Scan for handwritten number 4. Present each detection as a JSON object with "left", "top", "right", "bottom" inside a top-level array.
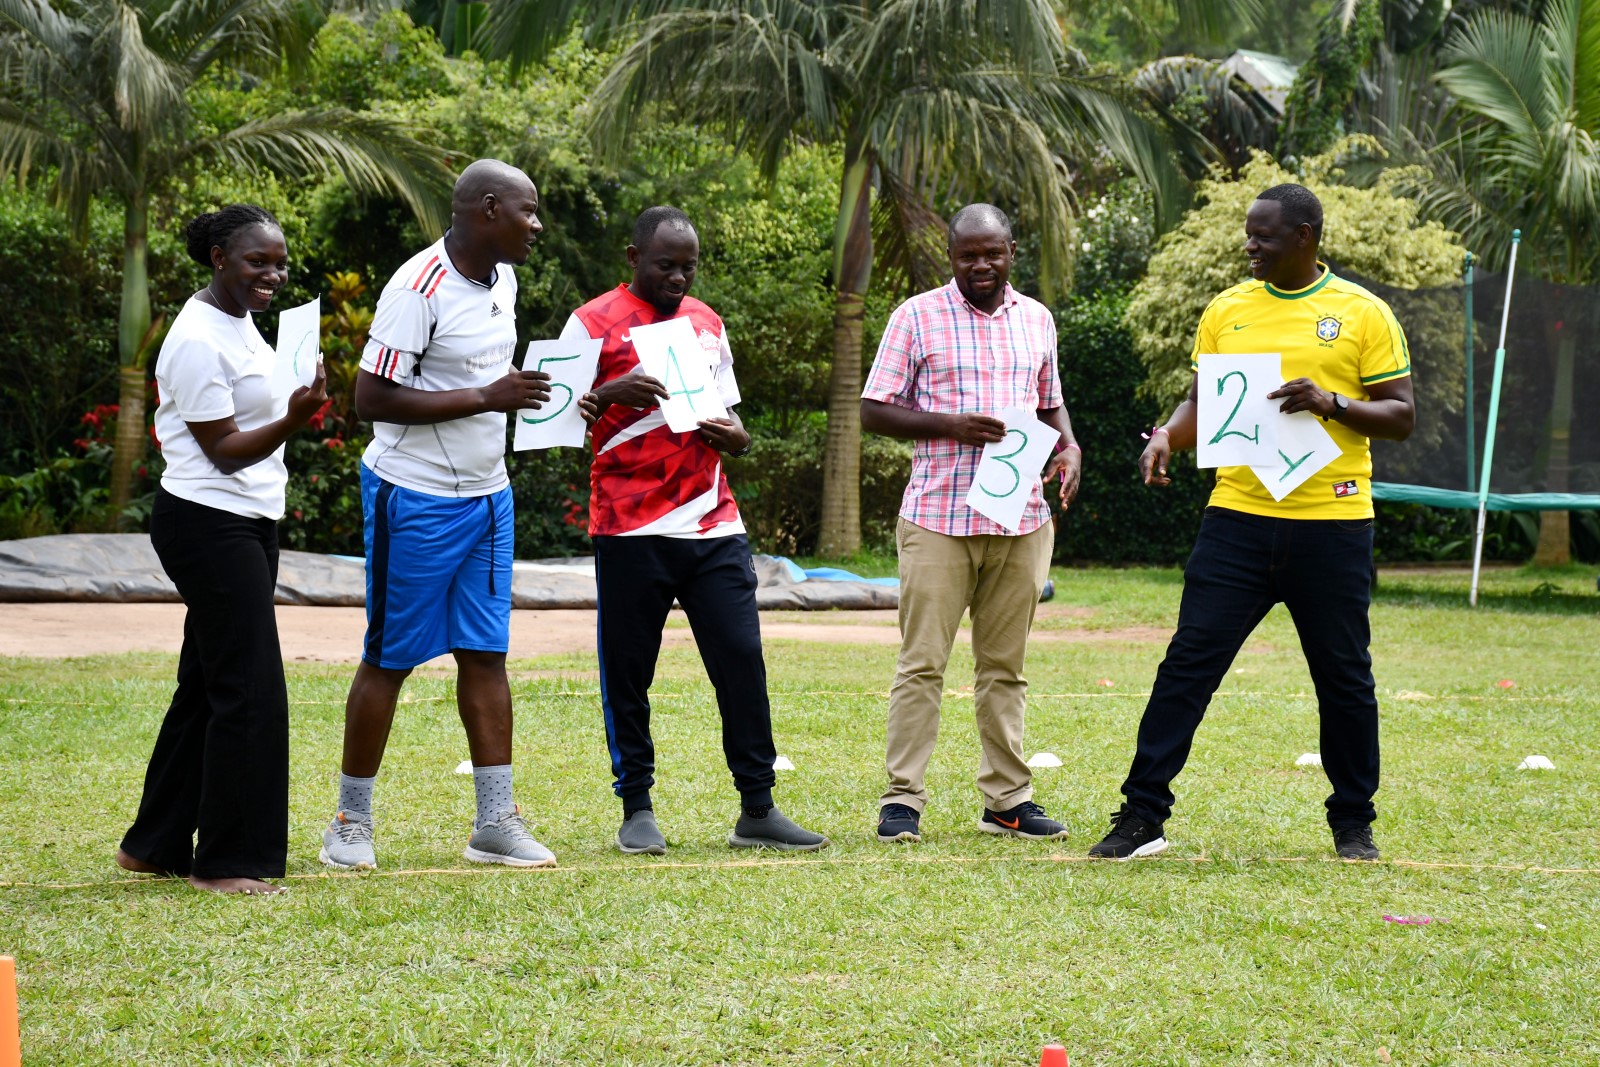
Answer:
[
  {"left": 519, "top": 352, "right": 582, "bottom": 425},
  {"left": 663, "top": 345, "right": 706, "bottom": 411}
]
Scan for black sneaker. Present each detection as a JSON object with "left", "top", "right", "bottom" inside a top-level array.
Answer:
[
  {"left": 1087, "top": 806, "right": 1168, "bottom": 859},
  {"left": 877, "top": 803, "right": 921, "bottom": 843},
  {"left": 978, "top": 800, "right": 1068, "bottom": 840},
  {"left": 1333, "top": 825, "right": 1380, "bottom": 861}
]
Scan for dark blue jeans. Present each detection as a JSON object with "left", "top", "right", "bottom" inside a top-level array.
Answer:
[{"left": 1120, "top": 507, "right": 1380, "bottom": 831}]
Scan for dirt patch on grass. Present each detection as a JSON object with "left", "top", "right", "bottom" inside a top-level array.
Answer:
[{"left": 0, "top": 601, "right": 1172, "bottom": 661}]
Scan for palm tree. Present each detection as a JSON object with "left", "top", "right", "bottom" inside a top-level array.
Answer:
[
  {"left": 0, "top": 0, "right": 452, "bottom": 520},
  {"left": 1396, "top": 0, "right": 1600, "bottom": 563},
  {"left": 482, "top": 0, "right": 1222, "bottom": 557}
]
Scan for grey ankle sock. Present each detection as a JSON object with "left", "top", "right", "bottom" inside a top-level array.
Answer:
[
  {"left": 472, "top": 764, "right": 514, "bottom": 828},
  {"left": 338, "top": 773, "right": 375, "bottom": 818}
]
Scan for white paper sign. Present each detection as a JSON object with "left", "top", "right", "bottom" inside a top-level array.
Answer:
[
  {"left": 512, "top": 338, "right": 603, "bottom": 451},
  {"left": 1250, "top": 410, "right": 1342, "bottom": 500},
  {"left": 273, "top": 297, "right": 321, "bottom": 396},
  {"left": 964, "top": 407, "right": 1058, "bottom": 532},
  {"left": 1196, "top": 352, "right": 1282, "bottom": 468},
  {"left": 628, "top": 317, "right": 727, "bottom": 433}
]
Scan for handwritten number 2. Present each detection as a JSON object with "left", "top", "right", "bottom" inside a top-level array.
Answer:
[
  {"left": 979, "top": 429, "right": 1028, "bottom": 498},
  {"left": 1209, "top": 370, "right": 1260, "bottom": 445},
  {"left": 519, "top": 353, "right": 582, "bottom": 425}
]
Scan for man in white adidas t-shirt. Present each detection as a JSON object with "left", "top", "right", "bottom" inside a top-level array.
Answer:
[{"left": 320, "top": 159, "right": 558, "bottom": 871}]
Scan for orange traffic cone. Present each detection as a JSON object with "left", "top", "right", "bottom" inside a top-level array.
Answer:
[
  {"left": 1039, "top": 1043, "right": 1068, "bottom": 1067},
  {"left": 0, "top": 955, "right": 19, "bottom": 1067}
]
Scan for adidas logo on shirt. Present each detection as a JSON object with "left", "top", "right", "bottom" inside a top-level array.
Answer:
[{"left": 490, "top": 302, "right": 503, "bottom": 317}]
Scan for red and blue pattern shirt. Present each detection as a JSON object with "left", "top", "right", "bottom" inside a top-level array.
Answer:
[
  {"left": 562, "top": 285, "right": 744, "bottom": 538},
  {"left": 862, "top": 281, "right": 1063, "bottom": 537}
]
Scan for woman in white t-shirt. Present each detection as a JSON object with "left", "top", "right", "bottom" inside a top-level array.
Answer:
[{"left": 116, "top": 205, "right": 326, "bottom": 896}]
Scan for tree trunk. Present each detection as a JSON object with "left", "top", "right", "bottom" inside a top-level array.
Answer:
[
  {"left": 818, "top": 145, "right": 875, "bottom": 559},
  {"left": 1532, "top": 330, "right": 1575, "bottom": 566},
  {"left": 109, "top": 190, "right": 152, "bottom": 525}
]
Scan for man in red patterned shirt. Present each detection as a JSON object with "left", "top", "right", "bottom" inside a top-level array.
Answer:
[
  {"left": 569, "top": 206, "right": 829, "bottom": 856},
  {"left": 861, "top": 204, "right": 1081, "bottom": 845}
]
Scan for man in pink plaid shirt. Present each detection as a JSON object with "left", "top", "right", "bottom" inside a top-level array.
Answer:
[{"left": 861, "top": 203, "right": 1081, "bottom": 845}]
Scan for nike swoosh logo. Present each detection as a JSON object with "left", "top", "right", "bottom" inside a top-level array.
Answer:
[
  {"left": 996, "top": 816, "right": 1020, "bottom": 829},
  {"left": 1233, "top": 323, "right": 1251, "bottom": 331}
]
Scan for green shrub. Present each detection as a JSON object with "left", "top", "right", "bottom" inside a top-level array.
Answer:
[
  {"left": 730, "top": 413, "right": 912, "bottom": 557},
  {"left": 506, "top": 446, "right": 596, "bottom": 559},
  {"left": 1054, "top": 289, "right": 1210, "bottom": 564}
]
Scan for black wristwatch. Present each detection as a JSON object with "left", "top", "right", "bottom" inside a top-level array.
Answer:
[
  {"left": 727, "top": 442, "right": 752, "bottom": 458},
  {"left": 1324, "top": 394, "right": 1349, "bottom": 422}
]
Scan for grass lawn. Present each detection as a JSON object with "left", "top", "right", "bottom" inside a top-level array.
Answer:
[{"left": 2, "top": 564, "right": 1598, "bottom": 1065}]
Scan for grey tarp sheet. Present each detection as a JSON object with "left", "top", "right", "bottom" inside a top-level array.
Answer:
[{"left": 0, "top": 534, "right": 898, "bottom": 610}]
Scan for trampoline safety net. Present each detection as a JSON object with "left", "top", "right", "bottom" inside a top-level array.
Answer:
[{"left": 1343, "top": 266, "right": 1600, "bottom": 511}]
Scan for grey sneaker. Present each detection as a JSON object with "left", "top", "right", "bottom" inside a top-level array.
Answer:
[
  {"left": 728, "top": 806, "right": 829, "bottom": 852},
  {"left": 617, "top": 809, "right": 667, "bottom": 855},
  {"left": 319, "top": 810, "right": 377, "bottom": 870},
  {"left": 464, "top": 806, "right": 557, "bottom": 868}
]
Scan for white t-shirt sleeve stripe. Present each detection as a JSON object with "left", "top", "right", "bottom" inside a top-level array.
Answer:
[{"left": 559, "top": 313, "right": 595, "bottom": 343}]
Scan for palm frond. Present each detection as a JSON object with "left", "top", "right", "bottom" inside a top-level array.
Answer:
[
  {"left": 1133, "top": 55, "right": 1278, "bottom": 177},
  {"left": 585, "top": 7, "right": 835, "bottom": 179},
  {"left": 103, "top": 0, "right": 189, "bottom": 133},
  {"left": 869, "top": 165, "right": 947, "bottom": 295},
  {"left": 850, "top": 0, "right": 1062, "bottom": 80},
  {"left": 171, "top": 109, "right": 454, "bottom": 235},
  {"left": 1438, "top": 7, "right": 1551, "bottom": 135},
  {"left": 150, "top": 0, "right": 316, "bottom": 77}
]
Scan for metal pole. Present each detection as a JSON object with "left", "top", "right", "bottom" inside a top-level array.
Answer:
[
  {"left": 1463, "top": 251, "right": 1476, "bottom": 489},
  {"left": 1470, "top": 231, "right": 1520, "bottom": 607}
]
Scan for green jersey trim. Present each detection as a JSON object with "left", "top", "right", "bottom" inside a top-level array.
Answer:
[
  {"left": 1360, "top": 367, "right": 1413, "bottom": 384},
  {"left": 1265, "top": 268, "right": 1333, "bottom": 300}
]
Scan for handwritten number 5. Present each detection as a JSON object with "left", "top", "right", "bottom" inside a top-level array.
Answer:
[
  {"left": 979, "top": 429, "right": 1028, "bottom": 498},
  {"left": 520, "top": 353, "right": 582, "bottom": 425}
]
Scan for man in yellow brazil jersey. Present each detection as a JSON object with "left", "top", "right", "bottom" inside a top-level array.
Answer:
[{"left": 1088, "top": 183, "right": 1415, "bottom": 863}]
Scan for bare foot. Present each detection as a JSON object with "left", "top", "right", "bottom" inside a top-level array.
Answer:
[
  {"left": 187, "top": 876, "right": 289, "bottom": 896},
  {"left": 115, "top": 848, "right": 175, "bottom": 876}
]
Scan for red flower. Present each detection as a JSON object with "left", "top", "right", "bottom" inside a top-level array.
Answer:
[
  {"left": 306, "top": 399, "right": 333, "bottom": 431},
  {"left": 326, "top": 436, "right": 344, "bottom": 449},
  {"left": 136, "top": 465, "right": 147, "bottom": 478},
  {"left": 293, "top": 509, "right": 303, "bottom": 520},
  {"left": 310, "top": 474, "right": 320, "bottom": 484}
]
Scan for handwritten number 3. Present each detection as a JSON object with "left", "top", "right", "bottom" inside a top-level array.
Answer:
[
  {"left": 519, "top": 353, "right": 582, "bottom": 425},
  {"left": 979, "top": 429, "right": 1028, "bottom": 498},
  {"left": 1209, "top": 370, "right": 1260, "bottom": 445}
]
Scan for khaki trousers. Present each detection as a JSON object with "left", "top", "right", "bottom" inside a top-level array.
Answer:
[{"left": 883, "top": 517, "right": 1054, "bottom": 812}]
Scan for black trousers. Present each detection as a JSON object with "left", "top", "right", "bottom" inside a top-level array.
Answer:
[
  {"left": 120, "top": 489, "right": 290, "bottom": 878},
  {"left": 1120, "top": 507, "right": 1380, "bottom": 832},
  {"left": 593, "top": 533, "right": 776, "bottom": 809}
]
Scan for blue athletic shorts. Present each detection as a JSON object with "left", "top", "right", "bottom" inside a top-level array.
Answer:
[{"left": 360, "top": 465, "right": 513, "bottom": 669}]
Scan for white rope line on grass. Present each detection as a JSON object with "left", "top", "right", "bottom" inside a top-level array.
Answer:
[{"left": 6, "top": 852, "right": 1600, "bottom": 892}]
